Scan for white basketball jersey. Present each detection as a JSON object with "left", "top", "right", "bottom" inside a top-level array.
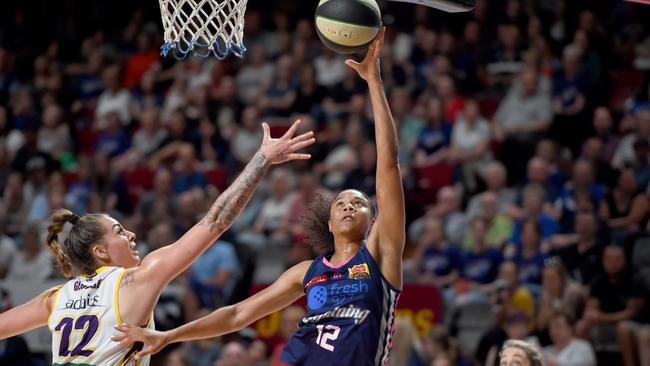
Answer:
[{"left": 48, "top": 266, "right": 154, "bottom": 366}]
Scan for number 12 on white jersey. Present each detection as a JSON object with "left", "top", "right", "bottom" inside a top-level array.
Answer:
[{"left": 316, "top": 325, "right": 340, "bottom": 352}]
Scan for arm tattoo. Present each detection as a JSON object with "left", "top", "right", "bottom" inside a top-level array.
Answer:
[
  {"left": 120, "top": 272, "right": 135, "bottom": 288},
  {"left": 199, "top": 152, "right": 270, "bottom": 233}
]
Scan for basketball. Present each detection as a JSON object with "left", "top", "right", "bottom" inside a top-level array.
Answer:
[{"left": 315, "top": 0, "right": 382, "bottom": 54}]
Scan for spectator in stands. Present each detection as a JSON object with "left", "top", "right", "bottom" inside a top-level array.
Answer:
[
  {"left": 581, "top": 137, "right": 617, "bottom": 189},
  {"left": 483, "top": 314, "right": 539, "bottom": 366},
  {"left": 171, "top": 143, "right": 207, "bottom": 193},
  {"left": 536, "top": 257, "right": 586, "bottom": 346},
  {"left": 413, "top": 98, "right": 450, "bottom": 167},
  {"left": 95, "top": 64, "right": 131, "bottom": 128},
  {"left": 456, "top": 218, "right": 503, "bottom": 302},
  {"left": 463, "top": 191, "right": 513, "bottom": 251},
  {"left": 517, "top": 157, "right": 558, "bottom": 205},
  {"left": 600, "top": 169, "right": 649, "bottom": 244},
  {"left": 95, "top": 111, "right": 131, "bottom": 157},
  {"left": 509, "top": 184, "right": 558, "bottom": 247},
  {"left": 186, "top": 239, "right": 240, "bottom": 317},
  {"left": 543, "top": 310, "right": 596, "bottom": 366},
  {"left": 591, "top": 107, "right": 618, "bottom": 163},
  {"left": 131, "top": 71, "right": 164, "bottom": 120},
  {"left": 344, "top": 141, "right": 377, "bottom": 196},
  {"left": 215, "top": 341, "right": 246, "bottom": 366},
  {"left": 422, "top": 326, "right": 469, "bottom": 366},
  {"left": 231, "top": 106, "right": 264, "bottom": 164},
  {"left": 136, "top": 168, "right": 176, "bottom": 230},
  {"left": 387, "top": 317, "right": 425, "bottom": 366},
  {"left": 251, "top": 168, "right": 296, "bottom": 247},
  {"left": 550, "top": 45, "right": 588, "bottom": 154},
  {"left": 236, "top": 45, "right": 274, "bottom": 105},
  {"left": 492, "top": 261, "right": 535, "bottom": 328},
  {"left": 448, "top": 99, "right": 492, "bottom": 192},
  {"left": 498, "top": 339, "right": 544, "bottom": 366},
  {"left": 553, "top": 159, "right": 604, "bottom": 233},
  {"left": 292, "top": 64, "right": 326, "bottom": 117},
  {"left": 6, "top": 224, "right": 53, "bottom": 281},
  {"left": 259, "top": 55, "right": 296, "bottom": 118},
  {"left": 411, "top": 186, "right": 466, "bottom": 245},
  {"left": 36, "top": 104, "right": 70, "bottom": 160},
  {"left": 192, "top": 117, "right": 229, "bottom": 165},
  {"left": 613, "top": 109, "right": 650, "bottom": 169},
  {"left": 466, "top": 161, "right": 515, "bottom": 220},
  {"left": 576, "top": 245, "right": 644, "bottom": 342},
  {"left": 131, "top": 107, "right": 167, "bottom": 158},
  {"left": 0, "top": 218, "right": 16, "bottom": 279},
  {"left": 618, "top": 289, "right": 650, "bottom": 366},
  {"left": 632, "top": 138, "right": 650, "bottom": 189},
  {"left": 494, "top": 67, "right": 552, "bottom": 181},
  {"left": 269, "top": 306, "right": 306, "bottom": 366},
  {"left": 509, "top": 220, "right": 548, "bottom": 288},
  {"left": 122, "top": 30, "right": 159, "bottom": 90},
  {"left": 551, "top": 210, "right": 603, "bottom": 286},
  {"left": 316, "top": 121, "right": 363, "bottom": 190},
  {"left": 413, "top": 216, "right": 461, "bottom": 290}
]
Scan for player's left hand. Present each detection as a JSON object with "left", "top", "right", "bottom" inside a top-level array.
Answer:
[
  {"left": 345, "top": 26, "right": 385, "bottom": 82},
  {"left": 112, "top": 324, "right": 170, "bottom": 359}
]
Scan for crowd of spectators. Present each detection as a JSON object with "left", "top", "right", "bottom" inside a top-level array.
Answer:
[{"left": 1, "top": 0, "right": 650, "bottom": 365}]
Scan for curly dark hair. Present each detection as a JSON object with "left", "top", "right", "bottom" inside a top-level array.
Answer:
[{"left": 302, "top": 190, "right": 376, "bottom": 256}]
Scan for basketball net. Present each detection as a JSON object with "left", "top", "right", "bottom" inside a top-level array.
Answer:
[{"left": 158, "top": 0, "right": 248, "bottom": 59}]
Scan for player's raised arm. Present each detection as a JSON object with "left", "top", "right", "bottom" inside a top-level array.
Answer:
[
  {"left": 0, "top": 287, "right": 58, "bottom": 339},
  {"left": 345, "top": 28, "right": 406, "bottom": 289},
  {"left": 112, "top": 261, "right": 310, "bottom": 359},
  {"left": 132, "top": 119, "right": 314, "bottom": 290}
]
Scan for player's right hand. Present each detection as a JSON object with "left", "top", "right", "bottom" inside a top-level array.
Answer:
[
  {"left": 112, "top": 324, "right": 169, "bottom": 359},
  {"left": 259, "top": 119, "right": 315, "bottom": 165}
]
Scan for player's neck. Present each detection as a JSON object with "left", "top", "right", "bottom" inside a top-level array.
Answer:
[{"left": 330, "top": 240, "right": 362, "bottom": 265}]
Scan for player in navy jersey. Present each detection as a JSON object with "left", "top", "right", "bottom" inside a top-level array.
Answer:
[{"left": 113, "top": 27, "right": 406, "bottom": 366}]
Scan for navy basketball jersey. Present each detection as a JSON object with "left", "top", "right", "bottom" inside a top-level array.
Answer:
[{"left": 281, "top": 244, "right": 401, "bottom": 366}]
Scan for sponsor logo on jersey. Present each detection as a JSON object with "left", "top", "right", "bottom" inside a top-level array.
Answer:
[
  {"left": 305, "top": 275, "right": 328, "bottom": 289},
  {"left": 73, "top": 279, "right": 103, "bottom": 291},
  {"left": 308, "top": 285, "right": 329, "bottom": 309},
  {"left": 348, "top": 263, "right": 370, "bottom": 279},
  {"left": 302, "top": 304, "right": 371, "bottom": 325},
  {"left": 332, "top": 272, "right": 344, "bottom": 280},
  {"left": 63, "top": 294, "right": 104, "bottom": 310},
  {"left": 330, "top": 282, "right": 368, "bottom": 295}
]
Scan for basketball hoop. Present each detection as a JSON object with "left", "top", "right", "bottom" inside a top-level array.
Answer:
[{"left": 158, "top": 0, "right": 248, "bottom": 59}]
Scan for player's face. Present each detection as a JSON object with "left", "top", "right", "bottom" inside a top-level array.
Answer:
[
  {"left": 499, "top": 347, "right": 530, "bottom": 366},
  {"left": 98, "top": 216, "right": 140, "bottom": 268},
  {"left": 329, "top": 190, "right": 372, "bottom": 239}
]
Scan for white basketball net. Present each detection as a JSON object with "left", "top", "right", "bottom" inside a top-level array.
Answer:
[{"left": 158, "top": 0, "right": 248, "bottom": 59}]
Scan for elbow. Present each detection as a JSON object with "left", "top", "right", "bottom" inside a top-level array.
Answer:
[{"left": 231, "top": 305, "right": 249, "bottom": 330}]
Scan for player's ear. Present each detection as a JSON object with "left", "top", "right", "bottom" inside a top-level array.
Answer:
[{"left": 92, "top": 243, "right": 110, "bottom": 262}]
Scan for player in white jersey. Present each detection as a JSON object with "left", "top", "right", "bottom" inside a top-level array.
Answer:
[{"left": 0, "top": 119, "right": 315, "bottom": 366}]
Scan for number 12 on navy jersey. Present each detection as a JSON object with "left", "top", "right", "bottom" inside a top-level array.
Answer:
[{"left": 315, "top": 325, "right": 340, "bottom": 351}]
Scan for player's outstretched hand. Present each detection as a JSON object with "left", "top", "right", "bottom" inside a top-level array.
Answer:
[
  {"left": 259, "top": 119, "right": 315, "bottom": 165},
  {"left": 345, "top": 26, "right": 385, "bottom": 82},
  {"left": 112, "top": 324, "right": 169, "bottom": 359}
]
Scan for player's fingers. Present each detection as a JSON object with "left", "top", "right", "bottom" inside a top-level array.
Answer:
[
  {"left": 345, "top": 59, "right": 359, "bottom": 69},
  {"left": 289, "top": 137, "right": 316, "bottom": 152},
  {"left": 287, "top": 153, "right": 312, "bottom": 160},
  {"left": 282, "top": 119, "right": 302, "bottom": 139},
  {"left": 289, "top": 130, "right": 315, "bottom": 144},
  {"left": 261, "top": 122, "right": 270, "bottom": 141},
  {"left": 110, "top": 333, "right": 128, "bottom": 343}
]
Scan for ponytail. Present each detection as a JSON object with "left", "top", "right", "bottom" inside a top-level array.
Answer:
[{"left": 46, "top": 209, "right": 76, "bottom": 278}]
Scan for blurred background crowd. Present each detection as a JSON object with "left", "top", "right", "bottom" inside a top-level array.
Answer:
[{"left": 0, "top": 0, "right": 650, "bottom": 365}]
